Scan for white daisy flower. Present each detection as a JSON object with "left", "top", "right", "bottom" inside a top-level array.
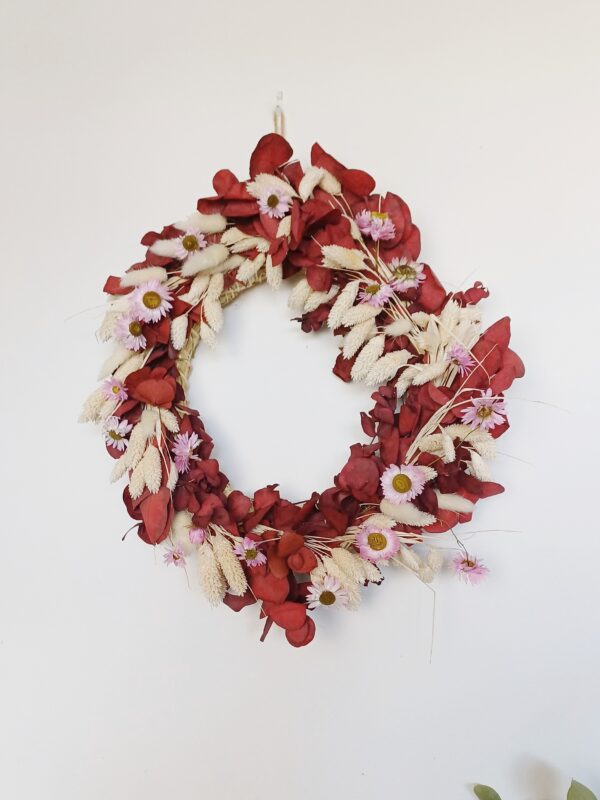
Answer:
[
  {"left": 306, "top": 576, "right": 349, "bottom": 610},
  {"left": 103, "top": 416, "right": 133, "bottom": 451},
  {"left": 114, "top": 313, "right": 147, "bottom": 351},
  {"left": 131, "top": 280, "right": 173, "bottom": 324}
]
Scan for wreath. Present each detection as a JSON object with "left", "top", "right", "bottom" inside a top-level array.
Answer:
[{"left": 81, "top": 133, "right": 524, "bottom": 648}]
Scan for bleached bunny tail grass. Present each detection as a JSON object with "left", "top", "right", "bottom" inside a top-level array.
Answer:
[
  {"left": 203, "top": 298, "right": 223, "bottom": 332},
  {"left": 298, "top": 166, "right": 324, "bottom": 201},
  {"left": 331, "top": 548, "right": 383, "bottom": 585},
  {"left": 342, "top": 318, "right": 376, "bottom": 359},
  {"left": 319, "top": 557, "right": 361, "bottom": 609},
  {"left": 79, "top": 388, "right": 106, "bottom": 423},
  {"left": 199, "top": 321, "right": 216, "bottom": 347},
  {"left": 166, "top": 462, "right": 178, "bottom": 491},
  {"left": 276, "top": 215, "right": 291, "bottom": 238},
  {"left": 207, "top": 272, "right": 224, "bottom": 300},
  {"left": 120, "top": 267, "right": 167, "bottom": 288},
  {"left": 181, "top": 244, "right": 229, "bottom": 277},
  {"left": 321, "top": 245, "right": 366, "bottom": 271},
  {"left": 341, "top": 303, "right": 380, "bottom": 327},
  {"left": 385, "top": 318, "right": 414, "bottom": 337},
  {"left": 380, "top": 499, "right": 437, "bottom": 527},
  {"left": 211, "top": 531, "right": 248, "bottom": 596},
  {"left": 365, "top": 350, "right": 411, "bottom": 386},
  {"left": 142, "top": 445, "right": 162, "bottom": 494},
  {"left": 328, "top": 280, "right": 360, "bottom": 329},
  {"left": 159, "top": 408, "right": 179, "bottom": 433},
  {"left": 170, "top": 316, "right": 188, "bottom": 350},
  {"left": 174, "top": 211, "right": 227, "bottom": 235},
  {"left": 410, "top": 360, "right": 448, "bottom": 386},
  {"left": 98, "top": 345, "right": 137, "bottom": 380},
  {"left": 434, "top": 491, "right": 474, "bottom": 513},
  {"left": 198, "top": 542, "right": 227, "bottom": 606},
  {"left": 304, "top": 285, "right": 338, "bottom": 312},
  {"left": 288, "top": 277, "right": 312, "bottom": 312},
  {"left": 265, "top": 255, "right": 282, "bottom": 289},
  {"left": 98, "top": 310, "right": 118, "bottom": 341},
  {"left": 179, "top": 273, "right": 210, "bottom": 305},
  {"left": 246, "top": 173, "right": 298, "bottom": 199},
  {"left": 110, "top": 452, "right": 130, "bottom": 483},
  {"left": 113, "top": 353, "right": 145, "bottom": 383},
  {"left": 351, "top": 334, "right": 385, "bottom": 381},
  {"left": 128, "top": 459, "right": 146, "bottom": 500},
  {"left": 237, "top": 253, "right": 265, "bottom": 283},
  {"left": 468, "top": 451, "right": 492, "bottom": 481}
]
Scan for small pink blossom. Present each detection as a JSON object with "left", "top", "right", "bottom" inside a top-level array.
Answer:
[
  {"left": 102, "top": 416, "right": 133, "bottom": 452},
  {"left": 101, "top": 377, "right": 128, "bottom": 403},
  {"left": 233, "top": 537, "right": 267, "bottom": 567},
  {"left": 452, "top": 554, "right": 489, "bottom": 585},
  {"left": 172, "top": 230, "right": 207, "bottom": 260},
  {"left": 189, "top": 527, "right": 207, "bottom": 545},
  {"left": 114, "top": 313, "right": 147, "bottom": 351},
  {"left": 461, "top": 388, "right": 507, "bottom": 431},
  {"left": 356, "top": 524, "right": 400, "bottom": 562},
  {"left": 258, "top": 187, "right": 291, "bottom": 219},
  {"left": 131, "top": 280, "right": 173, "bottom": 324},
  {"left": 359, "top": 282, "right": 395, "bottom": 307},
  {"left": 171, "top": 431, "right": 200, "bottom": 473},
  {"left": 446, "top": 344, "right": 475, "bottom": 376},
  {"left": 354, "top": 210, "right": 396, "bottom": 242},
  {"left": 381, "top": 463, "right": 430, "bottom": 504},
  {"left": 163, "top": 547, "right": 187, "bottom": 568},
  {"left": 389, "top": 257, "right": 425, "bottom": 292}
]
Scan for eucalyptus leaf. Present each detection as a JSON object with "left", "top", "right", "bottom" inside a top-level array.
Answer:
[
  {"left": 567, "top": 779, "right": 598, "bottom": 800},
  {"left": 473, "top": 785, "right": 502, "bottom": 800}
]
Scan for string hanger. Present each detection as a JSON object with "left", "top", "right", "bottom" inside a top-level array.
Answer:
[{"left": 273, "top": 91, "right": 285, "bottom": 137}]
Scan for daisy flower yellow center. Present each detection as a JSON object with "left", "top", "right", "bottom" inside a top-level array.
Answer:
[
  {"left": 111, "top": 385, "right": 121, "bottom": 394},
  {"left": 173, "top": 552, "right": 181, "bottom": 561},
  {"left": 367, "top": 531, "right": 388, "bottom": 551},
  {"left": 266, "top": 193, "right": 280, "bottom": 209},
  {"left": 365, "top": 284, "right": 380, "bottom": 295},
  {"left": 244, "top": 548, "right": 258, "bottom": 560},
  {"left": 319, "top": 590, "right": 337, "bottom": 606},
  {"left": 142, "top": 290, "right": 162, "bottom": 310},
  {"left": 108, "top": 429, "right": 123, "bottom": 441},
  {"left": 476, "top": 406, "right": 493, "bottom": 419},
  {"left": 392, "top": 473, "right": 413, "bottom": 493},
  {"left": 181, "top": 234, "right": 199, "bottom": 252},
  {"left": 371, "top": 211, "right": 388, "bottom": 220},
  {"left": 395, "top": 265, "right": 416, "bottom": 281},
  {"left": 128, "top": 320, "right": 143, "bottom": 336}
]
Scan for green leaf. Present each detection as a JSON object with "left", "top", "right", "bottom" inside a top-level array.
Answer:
[
  {"left": 473, "top": 785, "right": 502, "bottom": 800},
  {"left": 567, "top": 779, "right": 598, "bottom": 800}
]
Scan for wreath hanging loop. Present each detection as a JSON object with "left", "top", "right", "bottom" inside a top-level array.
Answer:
[{"left": 81, "top": 132, "right": 524, "bottom": 648}]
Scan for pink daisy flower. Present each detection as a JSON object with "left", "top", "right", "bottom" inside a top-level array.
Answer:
[
  {"left": 354, "top": 210, "right": 396, "bottom": 241},
  {"left": 258, "top": 187, "right": 291, "bottom": 219},
  {"left": 163, "top": 546, "right": 187, "bottom": 568},
  {"left": 452, "top": 554, "right": 489, "bottom": 585},
  {"left": 381, "top": 463, "right": 430, "bottom": 504},
  {"left": 233, "top": 537, "right": 267, "bottom": 567},
  {"left": 114, "top": 313, "right": 147, "bottom": 351},
  {"left": 101, "top": 377, "right": 128, "bottom": 403},
  {"left": 171, "top": 431, "right": 200, "bottom": 473},
  {"left": 446, "top": 344, "right": 475, "bottom": 376},
  {"left": 131, "top": 280, "right": 173, "bottom": 324},
  {"left": 306, "top": 576, "right": 349, "bottom": 610},
  {"left": 171, "top": 230, "right": 207, "bottom": 261},
  {"left": 461, "top": 388, "right": 507, "bottom": 431},
  {"left": 359, "top": 282, "right": 395, "bottom": 307},
  {"left": 189, "top": 527, "right": 207, "bottom": 545},
  {"left": 103, "top": 416, "right": 133, "bottom": 452},
  {"left": 356, "top": 524, "right": 400, "bottom": 562},
  {"left": 389, "top": 257, "right": 425, "bottom": 292}
]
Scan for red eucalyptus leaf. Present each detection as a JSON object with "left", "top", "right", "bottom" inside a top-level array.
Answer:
[
  {"left": 223, "top": 590, "right": 256, "bottom": 612},
  {"left": 285, "top": 617, "right": 316, "bottom": 647},
  {"left": 139, "top": 488, "right": 172, "bottom": 544},
  {"left": 263, "top": 600, "right": 307, "bottom": 631},
  {"left": 249, "top": 133, "right": 293, "bottom": 178},
  {"left": 277, "top": 531, "right": 305, "bottom": 558},
  {"left": 287, "top": 547, "right": 318, "bottom": 574},
  {"left": 249, "top": 572, "right": 290, "bottom": 604}
]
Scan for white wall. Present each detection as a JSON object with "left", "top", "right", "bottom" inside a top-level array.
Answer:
[{"left": 1, "top": 1, "right": 599, "bottom": 797}]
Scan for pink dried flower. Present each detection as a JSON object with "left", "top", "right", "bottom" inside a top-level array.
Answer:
[
  {"left": 233, "top": 537, "right": 267, "bottom": 567},
  {"left": 114, "top": 313, "right": 147, "bottom": 351},
  {"left": 163, "top": 546, "right": 187, "bottom": 568},
  {"left": 102, "top": 416, "right": 133, "bottom": 452},
  {"left": 258, "top": 186, "right": 291, "bottom": 219},
  {"left": 461, "top": 388, "right": 507, "bottom": 431},
  {"left": 446, "top": 344, "right": 475, "bottom": 376},
  {"left": 358, "top": 282, "right": 395, "bottom": 307},
  {"left": 354, "top": 210, "right": 396, "bottom": 241},
  {"left": 381, "top": 463, "right": 430, "bottom": 504},
  {"left": 189, "top": 527, "right": 207, "bottom": 545},
  {"left": 171, "top": 431, "right": 200, "bottom": 473},
  {"left": 101, "top": 377, "right": 128, "bottom": 403},
  {"left": 172, "top": 230, "right": 207, "bottom": 260},
  {"left": 356, "top": 524, "right": 400, "bottom": 562},
  {"left": 306, "top": 576, "right": 349, "bottom": 609},
  {"left": 131, "top": 280, "right": 173, "bottom": 324},
  {"left": 452, "top": 554, "right": 489, "bottom": 585},
  {"left": 389, "top": 257, "right": 425, "bottom": 292}
]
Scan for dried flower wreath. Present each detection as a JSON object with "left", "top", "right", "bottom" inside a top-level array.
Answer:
[{"left": 81, "top": 133, "right": 524, "bottom": 647}]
